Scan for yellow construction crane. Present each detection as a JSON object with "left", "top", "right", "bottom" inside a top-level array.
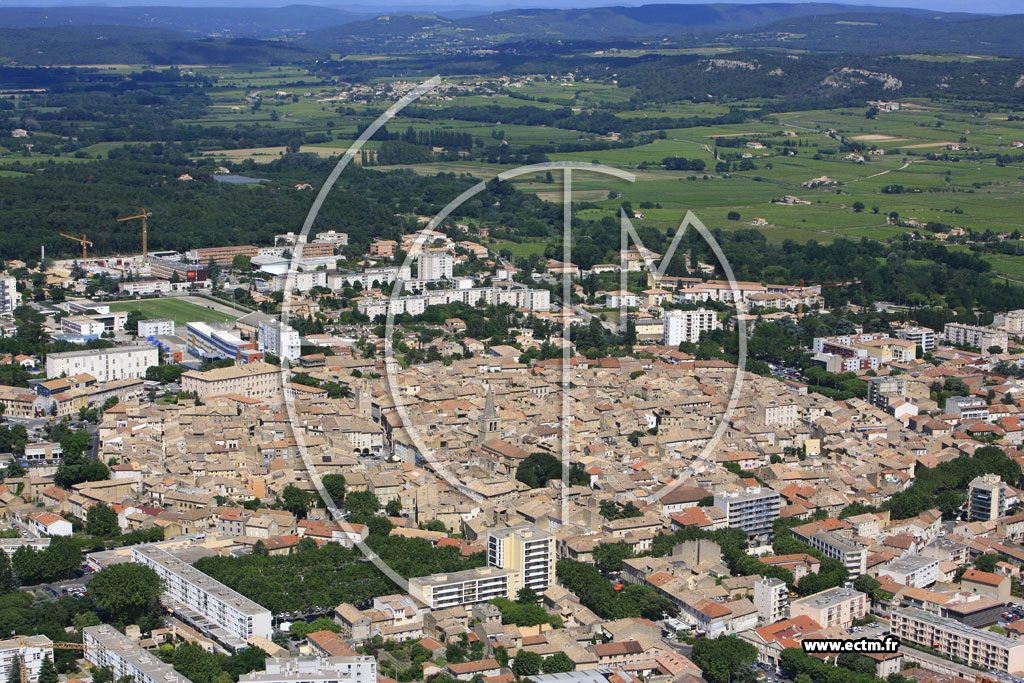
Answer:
[
  {"left": 117, "top": 209, "right": 153, "bottom": 258},
  {"left": 13, "top": 637, "right": 84, "bottom": 683},
  {"left": 59, "top": 232, "right": 93, "bottom": 261}
]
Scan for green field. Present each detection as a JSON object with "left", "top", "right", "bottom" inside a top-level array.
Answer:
[{"left": 108, "top": 298, "right": 239, "bottom": 328}]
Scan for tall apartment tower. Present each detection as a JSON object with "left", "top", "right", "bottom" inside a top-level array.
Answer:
[
  {"left": 486, "top": 525, "right": 555, "bottom": 595},
  {"left": 968, "top": 474, "right": 1013, "bottom": 522},
  {"left": 754, "top": 576, "right": 788, "bottom": 625},
  {"left": 713, "top": 487, "right": 782, "bottom": 544}
]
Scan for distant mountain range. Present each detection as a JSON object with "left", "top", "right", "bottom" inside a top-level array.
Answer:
[
  {"left": 0, "top": 2, "right": 1023, "bottom": 62},
  {"left": 0, "top": 5, "right": 366, "bottom": 37}
]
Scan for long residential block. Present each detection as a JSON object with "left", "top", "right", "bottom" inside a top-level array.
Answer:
[{"left": 130, "top": 544, "right": 272, "bottom": 651}]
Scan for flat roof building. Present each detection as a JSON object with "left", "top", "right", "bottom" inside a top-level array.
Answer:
[
  {"left": 879, "top": 554, "right": 939, "bottom": 588},
  {"left": 83, "top": 625, "right": 191, "bottom": 683},
  {"left": 45, "top": 345, "right": 158, "bottom": 383},
  {"left": 487, "top": 525, "right": 555, "bottom": 594},
  {"left": 408, "top": 566, "right": 516, "bottom": 610},
  {"left": 0, "top": 635, "right": 52, "bottom": 683},
  {"left": 185, "top": 322, "right": 259, "bottom": 363},
  {"left": 714, "top": 487, "right": 781, "bottom": 543},
  {"left": 239, "top": 656, "right": 376, "bottom": 683},
  {"left": 892, "top": 608, "right": 1024, "bottom": 675},
  {"left": 130, "top": 544, "right": 272, "bottom": 651},
  {"left": 790, "top": 587, "right": 867, "bottom": 630}
]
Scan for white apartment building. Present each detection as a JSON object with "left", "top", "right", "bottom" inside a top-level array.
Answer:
[
  {"left": 754, "top": 576, "right": 788, "bottom": 625},
  {"left": 755, "top": 398, "right": 798, "bottom": 427},
  {"left": 83, "top": 625, "right": 191, "bottom": 683},
  {"left": 995, "top": 310, "right": 1024, "bottom": 335},
  {"left": 240, "top": 657, "right": 376, "bottom": 683},
  {"left": 0, "top": 635, "right": 52, "bottom": 683},
  {"left": 419, "top": 249, "right": 454, "bottom": 281},
  {"left": 60, "top": 315, "right": 106, "bottom": 337},
  {"left": 258, "top": 320, "right": 301, "bottom": 362},
  {"left": 358, "top": 286, "right": 550, "bottom": 319},
  {"left": 879, "top": 554, "right": 939, "bottom": 588},
  {"left": 408, "top": 566, "right": 516, "bottom": 610},
  {"left": 118, "top": 279, "right": 172, "bottom": 296},
  {"left": 791, "top": 528, "right": 867, "bottom": 579},
  {"left": 137, "top": 318, "right": 175, "bottom": 337},
  {"left": 713, "top": 487, "right": 781, "bottom": 543},
  {"left": 896, "top": 326, "right": 936, "bottom": 352},
  {"left": 328, "top": 266, "right": 411, "bottom": 291},
  {"left": 46, "top": 345, "right": 158, "bottom": 382},
  {"left": 487, "top": 525, "right": 555, "bottom": 594},
  {"left": 130, "top": 544, "right": 272, "bottom": 650},
  {"left": 944, "top": 322, "right": 1009, "bottom": 352},
  {"left": 315, "top": 230, "right": 349, "bottom": 245},
  {"left": 663, "top": 308, "right": 719, "bottom": 346},
  {"left": 0, "top": 277, "right": 19, "bottom": 318},
  {"left": 270, "top": 269, "right": 328, "bottom": 293}
]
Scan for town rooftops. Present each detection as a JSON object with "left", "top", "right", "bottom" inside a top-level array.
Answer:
[{"left": 962, "top": 569, "right": 1005, "bottom": 587}]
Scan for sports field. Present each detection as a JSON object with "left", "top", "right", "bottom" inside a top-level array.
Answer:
[{"left": 108, "top": 298, "right": 238, "bottom": 328}]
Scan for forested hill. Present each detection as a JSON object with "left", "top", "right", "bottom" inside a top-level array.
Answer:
[
  {"left": 0, "top": 27, "right": 321, "bottom": 66},
  {"left": 0, "top": 5, "right": 365, "bottom": 38},
  {"left": 300, "top": 2, "right": 940, "bottom": 52},
  {"left": 717, "top": 11, "right": 1024, "bottom": 56}
]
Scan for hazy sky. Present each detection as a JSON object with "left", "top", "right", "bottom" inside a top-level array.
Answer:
[{"left": 1, "top": 0, "right": 1013, "bottom": 14}]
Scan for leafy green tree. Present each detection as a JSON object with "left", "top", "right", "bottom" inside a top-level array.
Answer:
[
  {"left": 853, "top": 574, "right": 880, "bottom": 596},
  {"left": 280, "top": 485, "right": 313, "bottom": 518},
  {"left": 320, "top": 474, "right": 346, "bottom": 506},
  {"left": 385, "top": 499, "right": 402, "bottom": 516},
  {"left": 343, "top": 490, "right": 380, "bottom": 516},
  {"left": 975, "top": 553, "right": 1007, "bottom": 573},
  {"left": 541, "top": 652, "right": 574, "bottom": 674},
  {"left": 86, "top": 502, "right": 120, "bottom": 537},
  {"left": 515, "top": 453, "right": 562, "bottom": 489},
  {"left": 90, "top": 563, "right": 163, "bottom": 624},
  {"left": 837, "top": 652, "right": 876, "bottom": 675},
  {"left": 513, "top": 650, "right": 542, "bottom": 677},
  {"left": 593, "top": 542, "right": 634, "bottom": 574},
  {"left": 691, "top": 636, "right": 758, "bottom": 683}
]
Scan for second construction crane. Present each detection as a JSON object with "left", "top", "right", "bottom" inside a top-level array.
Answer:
[
  {"left": 117, "top": 209, "right": 153, "bottom": 258},
  {"left": 59, "top": 233, "right": 92, "bottom": 261}
]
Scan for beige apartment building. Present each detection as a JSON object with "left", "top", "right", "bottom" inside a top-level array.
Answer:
[
  {"left": 892, "top": 608, "right": 1024, "bottom": 675},
  {"left": 181, "top": 361, "right": 283, "bottom": 399},
  {"left": 790, "top": 587, "right": 867, "bottom": 629}
]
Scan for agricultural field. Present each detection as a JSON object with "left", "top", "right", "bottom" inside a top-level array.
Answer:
[
  {"left": 3, "top": 56, "right": 1024, "bottom": 277},
  {"left": 107, "top": 298, "right": 239, "bottom": 328}
]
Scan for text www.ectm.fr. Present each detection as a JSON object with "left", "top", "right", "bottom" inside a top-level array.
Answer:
[{"left": 802, "top": 636, "right": 900, "bottom": 654}]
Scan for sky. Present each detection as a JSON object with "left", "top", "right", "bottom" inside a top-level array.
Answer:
[{"left": 2, "top": 0, "right": 1014, "bottom": 14}]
